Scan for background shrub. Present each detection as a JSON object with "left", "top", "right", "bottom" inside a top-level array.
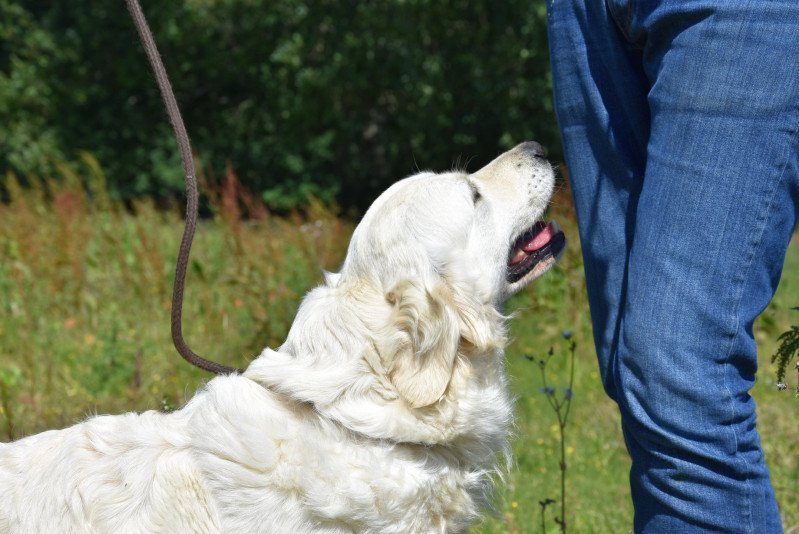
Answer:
[{"left": 0, "top": 0, "right": 558, "bottom": 210}]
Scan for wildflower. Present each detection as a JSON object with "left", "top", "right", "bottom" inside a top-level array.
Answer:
[
  {"left": 562, "top": 330, "right": 573, "bottom": 340},
  {"left": 564, "top": 388, "right": 574, "bottom": 400},
  {"left": 540, "top": 386, "right": 556, "bottom": 396}
]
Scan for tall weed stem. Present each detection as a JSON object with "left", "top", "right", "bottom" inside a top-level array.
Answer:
[{"left": 530, "top": 331, "right": 576, "bottom": 533}]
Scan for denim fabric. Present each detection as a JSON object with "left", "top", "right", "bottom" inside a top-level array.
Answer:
[{"left": 547, "top": 1, "right": 799, "bottom": 532}]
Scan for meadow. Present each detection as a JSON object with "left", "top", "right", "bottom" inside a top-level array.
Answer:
[{"left": 1, "top": 160, "right": 797, "bottom": 532}]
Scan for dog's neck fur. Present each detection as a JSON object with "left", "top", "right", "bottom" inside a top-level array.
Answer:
[{"left": 244, "top": 280, "right": 512, "bottom": 463}]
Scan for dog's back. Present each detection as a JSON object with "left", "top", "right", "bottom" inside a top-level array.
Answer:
[
  {"left": 0, "top": 407, "right": 222, "bottom": 533},
  {"left": 0, "top": 372, "right": 492, "bottom": 533}
]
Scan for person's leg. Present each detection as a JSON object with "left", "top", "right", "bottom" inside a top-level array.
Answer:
[
  {"left": 547, "top": 0, "right": 650, "bottom": 401},
  {"left": 616, "top": 3, "right": 798, "bottom": 531},
  {"left": 549, "top": 1, "right": 799, "bottom": 531}
]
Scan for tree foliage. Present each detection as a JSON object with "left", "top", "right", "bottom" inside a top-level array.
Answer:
[{"left": 1, "top": 0, "right": 557, "bottom": 210}]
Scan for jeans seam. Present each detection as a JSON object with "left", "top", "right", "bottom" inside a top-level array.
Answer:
[
  {"left": 605, "top": 0, "right": 640, "bottom": 47},
  {"left": 721, "top": 113, "right": 799, "bottom": 534},
  {"left": 605, "top": 0, "right": 630, "bottom": 41}
]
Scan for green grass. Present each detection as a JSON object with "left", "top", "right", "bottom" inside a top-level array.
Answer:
[{"left": 1, "top": 163, "right": 797, "bottom": 532}]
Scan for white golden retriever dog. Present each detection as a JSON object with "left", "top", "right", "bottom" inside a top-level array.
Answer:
[{"left": 0, "top": 141, "right": 565, "bottom": 533}]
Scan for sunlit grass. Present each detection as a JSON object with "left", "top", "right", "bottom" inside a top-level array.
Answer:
[
  {"left": 0, "top": 157, "right": 351, "bottom": 437},
  {"left": 1, "top": 160, "right": 796, "bottom": 532}
]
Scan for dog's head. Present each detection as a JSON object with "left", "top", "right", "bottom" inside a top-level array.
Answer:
[
  {"left": 334, "top": 142, "right": 565, "bottom": 408},
  {"left": 248, "top": 142, "right": 564, "bottom": 440},
  {"left": 343, "top": 141, "right": 564, "bottom": 304}
]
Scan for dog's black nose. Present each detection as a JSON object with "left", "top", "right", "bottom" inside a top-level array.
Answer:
[{"left": 518, "top": 141, "right": 547, "bottom": 158}]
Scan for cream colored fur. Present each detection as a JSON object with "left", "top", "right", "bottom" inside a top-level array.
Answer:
[{"left": 0, "top": 142, "right": 558, "bottom": 533}]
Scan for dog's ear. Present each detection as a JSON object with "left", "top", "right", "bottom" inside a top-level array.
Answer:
[
  {"left": 384, "top": 279, "right": 460, "bottom": 408},
  {"left": 450, "top": 289, "right": 506, "bottom": 353}
]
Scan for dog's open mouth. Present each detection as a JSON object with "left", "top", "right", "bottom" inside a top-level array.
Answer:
[{"left": 507, "top": 221, "right": 566, "bottom": 284}]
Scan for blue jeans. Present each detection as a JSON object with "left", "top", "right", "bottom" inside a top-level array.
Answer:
[{"left": 547, "top": 1, "right": 799, "bottom": 532}]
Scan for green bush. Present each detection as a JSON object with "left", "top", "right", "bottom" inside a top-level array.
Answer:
[{"left": 0, "top": 0, "right": 557, "bottom": 210}]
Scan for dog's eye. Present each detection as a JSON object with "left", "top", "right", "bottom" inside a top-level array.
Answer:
[{"left": 472, "top": 188, "right": 482, "bottom": 203}]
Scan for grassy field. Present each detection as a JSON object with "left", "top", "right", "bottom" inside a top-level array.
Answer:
[{"left": 1, "top": 163, "right": 797, "bottom": 532}]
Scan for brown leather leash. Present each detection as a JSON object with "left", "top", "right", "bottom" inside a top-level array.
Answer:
[{"left": 125, "top": 0, "right": 243, "bottom": 375}]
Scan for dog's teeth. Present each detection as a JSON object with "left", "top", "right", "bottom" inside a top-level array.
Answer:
[{"left": 509, "top": 247, "right": 527, "bottom": 265}]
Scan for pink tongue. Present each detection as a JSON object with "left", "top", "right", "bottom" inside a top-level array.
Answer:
[
  {"left": 522, "top": 223, "right": 555, "bottom": 252},
  {"left": 508, "top": 222, "right": 556, "bottom": 266}
]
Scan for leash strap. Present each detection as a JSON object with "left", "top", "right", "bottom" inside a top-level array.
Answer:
[{"left": 126, "top": 0, "right": 243, "bottom": 375}]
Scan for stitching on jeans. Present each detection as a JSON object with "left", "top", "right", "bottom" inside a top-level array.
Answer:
[
  {"left": 721, "top": 111, "right": 799, "bottom": 534},
  {"left": 605, "top": 0, "right": 629, "bottom": 40},
  {"left": 605, "top": 0, "right": 636, "bottom": 45}
]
